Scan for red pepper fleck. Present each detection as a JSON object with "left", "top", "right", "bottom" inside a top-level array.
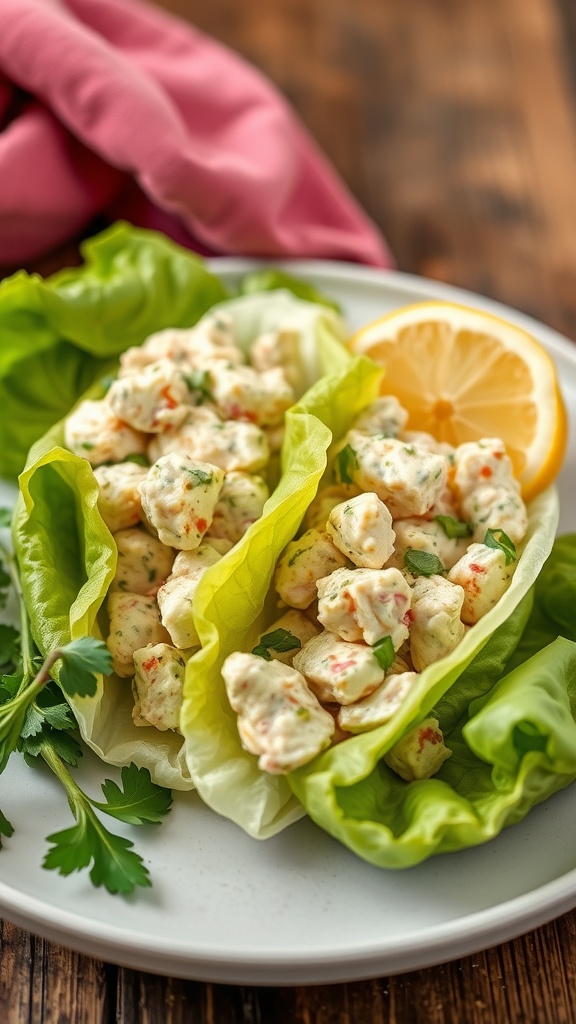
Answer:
[
  {"left": 403, "top": 608, "right": 414, "bottom": 626},
  {"left": 142, "top": 656, "right": 159, "bottom": 673},
  {"left": 197, "top": 518, "right": 207, "bottom": 532},
  {"left": 160, "top": 385, "right": 178, "bottom": 409},
  {"left": 331, "top": 660, "right": 356, "bottom": 674},
  {"left": 343, "top": 591, "right": 356, "bottom": 613},
  {"left": 418, "top": 726, "right": 442, "bottom": 752},
  {"left": 470, "top": 563, "right": 486, "bottom": 574},
  {"left": 493, "top": 450, "right": 504, "bottom": 460},
  {"left": 479, "top": 465, "right": 492, "bottom": 479}
]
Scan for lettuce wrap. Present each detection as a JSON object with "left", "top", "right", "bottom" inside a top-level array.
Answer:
[
  {"left": 180, "top": 357, "right": 563, "bottom": 848},
  {"left": 11, "top": 280, "right": 349, "bottom": 793}
]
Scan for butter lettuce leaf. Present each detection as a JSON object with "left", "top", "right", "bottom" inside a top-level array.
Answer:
[{"left": 0, "top": 222, "right": 229, "bottom": 479}]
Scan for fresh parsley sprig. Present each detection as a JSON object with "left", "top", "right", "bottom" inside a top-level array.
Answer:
[{"left": 0, "top": 511, "right": 172, "bottom": 891}]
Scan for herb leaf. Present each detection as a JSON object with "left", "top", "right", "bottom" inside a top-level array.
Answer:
[
  {"left": 404, "top": 549, "right": 445, "bottom": 576},
  {"left": 372, "top": 635, "right": 395, "bottom": 671},
  {"left": 43, "top": 813, "right": 151, "bottom": 894},
  {"left": 58, "top": 637, "right": 112, "bottom": 698},
  {"left": 94, "top": 763, "right": 173, "bottom": 825},
  {"left": 252, "top": 628, "right": 302, "bottom": 661},
  {"left": 336, "top": 445, "right": 358, "bottom": 485},
  {"left": 484, "top": 528, "right": 517, "bottom": 564},
  {"left": 434, "top": 515, "right": 473, "bottom": 539}
]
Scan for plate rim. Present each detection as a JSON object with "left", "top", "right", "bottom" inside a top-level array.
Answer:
[{"left": 1, "top": 258, "right": 575, "bottom": 984}]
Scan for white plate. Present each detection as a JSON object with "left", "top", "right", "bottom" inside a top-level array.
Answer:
[{"left": 0, "top": 260, "right": 575, "bottom": 986}]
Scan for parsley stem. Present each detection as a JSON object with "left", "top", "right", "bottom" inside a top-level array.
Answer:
[{"left": 40, "top": 741, "right": 85, "bottom": 817}]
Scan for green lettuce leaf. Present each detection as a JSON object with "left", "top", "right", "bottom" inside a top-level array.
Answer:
[
  {"left": 0, "top": 222, "right": 229, "bottom": 479},
  {"left": 11, "top": 290, "right": 354, "bottom": 796}
]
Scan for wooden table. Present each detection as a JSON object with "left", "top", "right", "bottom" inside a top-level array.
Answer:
[{"left": 2, "top": 0, "right": 576, "bottom": 1020}]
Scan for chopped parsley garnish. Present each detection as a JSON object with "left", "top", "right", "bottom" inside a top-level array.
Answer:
[
  {"left": 484, "top": 528, "right": 517, "bottom": 564},
  {"left": 404, "top": 549, "right": 445, "bottom": 576},
  {"left": 184, "top": 467, "right": 214, "bottom": 486},
  {"left": 252, "top": 628, "right": 302, "bottom": 661},
  {"left": 336, "top": 445, "right": 358, "bottom": 484},
  {"left": 434, "top": 515, "right": 474, "bottom": 539},
  {"left": 372, "top": 635, "right": 395, "bottom": 671}
]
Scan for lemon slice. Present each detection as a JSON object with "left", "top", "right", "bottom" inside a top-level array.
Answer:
[{"left": 349, "top": 300, "right": 567, "bottom": 501}]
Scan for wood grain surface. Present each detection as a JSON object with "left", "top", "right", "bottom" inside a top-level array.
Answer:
[{"left": 2, "top": 0, "right": 576, "bottom": 1021}]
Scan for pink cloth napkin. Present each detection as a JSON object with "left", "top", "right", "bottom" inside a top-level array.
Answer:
[{"left": 0, "top": 0, "right": 391, "bottom": 268}]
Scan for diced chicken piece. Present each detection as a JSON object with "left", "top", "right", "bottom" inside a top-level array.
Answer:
[
  {"left": 452, "top": 438, "right": 528, "bottom": 544},
  {"left": 93, "top": 462, "right": 148, "bottom": 533},
  {"left": 157, "top": 545, "right": 222, "bottom": 648},
  {"left": 205, "top": 471, "right": 269, "bottom": 545},
  {"left": 110, "top": 527, "right": 176, "bottom": 596},
  {"left": 384, "top": 717, "right": 452, "bottom": 781},
  {"left": 107, "top": 592, "right": 170, "bottom": 677},
  {"left": 409, "top": 575, "right": 466, "bottom": 672},
  {"left": 303, "top": 484, "right": 361, "bottom": 531},
  {"left": 275, "top": 529, "right": 349, "bottom": 610},
  {"left": 338, "top": 671, "right": 418, "bottom": 733},
  {"left": 447, "top": 542, "right": 515, "bottom": 624},
  {"left": 351, "top": 395, "right": 409, "bottom": 437},
  {"left": 132, "top": 643, "right": 188, "bottom": 731},
  {"left": 108, "top": 359, "right": 190, "bottom": 433},
  {"left": 223, "top": 652, "right": 334, "bottom": 773},
  {"left": 64, "top": 399, "right": 147, "bottom": 466},
  {"left": 293, "top": 630, "right": 384, "bottom": 704},
  {"left": 464, "top": 485, "right": 527, "bottom": 546},
  {"left": 387, "top": 518, "right": 469, "bottom": 571},
  {"left": 327, "top": 492, "right": 395, "bottom": 568},
  {"left": 148, "top": 407, "right": 269, "bottom": 473},
  {"left": 249, "top": 327, "right": 304, "bottom": 391},
  {"left": 209, "top": 365, "right": 294, "bottom": 427},
  {"left": 119, "top": 330, "right": 193, "bottom": 375},
  {"left": 343, "top": 430, "right": 448, "bottom": 519},
  {"left": 253, "top": 609, "right": 320, "bottom": 666},
  {"left": 139, "top": 453, "right": 224, "bottom": 550},
  {"left": 399, "top": 430, "right": 455, "bottom": 457},
  {"left": 317, "top": 566, "right": 412, "bottom": 647},
  {"left": 118, "top": 316, "right": 244, "bottom": 376},
  {"left": 454, "top": 437, "right": 517, "bottom": 491}
]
